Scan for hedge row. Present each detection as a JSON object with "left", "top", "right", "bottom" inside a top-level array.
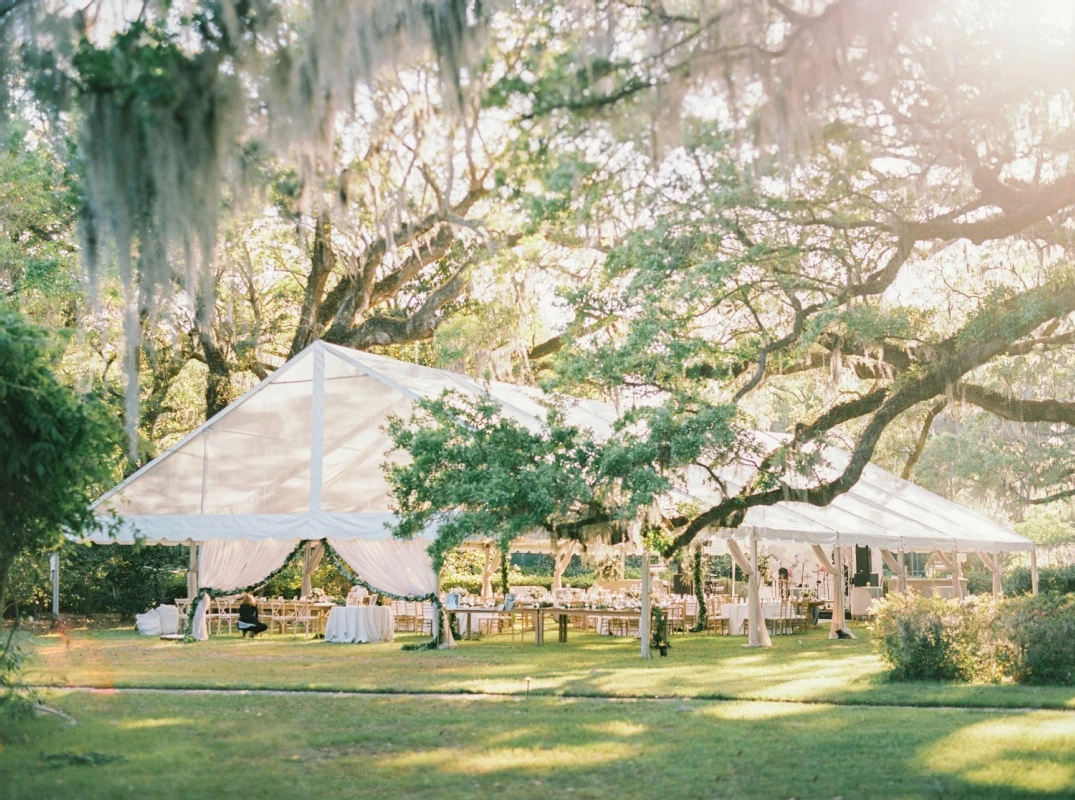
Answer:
[{"left": 873, "top": 592, "right": 1075, "bottom": 685}]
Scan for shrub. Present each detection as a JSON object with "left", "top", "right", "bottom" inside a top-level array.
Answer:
[
  {"left": 1004, "top": 565, "right": 1075, "bottom": 596},
  {"left": 963, "top": 567, "right": 993, "bottom": 595},
  {"left": 997, "top": 593, "right": 1075, "bottom": 685},
  {"left": 872, "top": 593, "right": 1002, "bottom": 682}
]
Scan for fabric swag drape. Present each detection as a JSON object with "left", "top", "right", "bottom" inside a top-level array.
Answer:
[
  {"left": 191, "top": 538, "right": 302, "bottom": 641},
  {"left": 726, "top": 537, "right": 772, "bottom": 648},
  {"left": 328, "top": 538, "right": 438, "bottom": 599}
]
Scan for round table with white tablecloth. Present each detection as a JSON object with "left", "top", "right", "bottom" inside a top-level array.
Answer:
[
  {"left": 324, "top": 606, "right": 395, "bottom": 643},
  {"left": 722, "top": 602, "right": 784, "bottom": 635}
]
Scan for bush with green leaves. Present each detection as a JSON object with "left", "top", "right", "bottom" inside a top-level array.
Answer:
[
  {"left": 871, "top": 593, "right": 1003, "bottom": 682},
  {"left": 1, "top": 309, "right": 123, "bottom": 712},
  {"left": 997, "top": 593, "right": 1075, "bottom": 685},
  {"left": 1004, "top": 565, "right": 1075, "bottom": 596}
]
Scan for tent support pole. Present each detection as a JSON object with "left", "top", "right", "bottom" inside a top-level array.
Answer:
[
  {"left": 898, "top": 549, "right": 908, "bottom": 593},
  {"left": 187, "top": 540, "right": 199, "bottom": 599},
  {"left": 1031, "top": 548, "right": 1039, "bottom": 595},
  {"left": 640, "top": 552, "right": 651, "bottom": 659},
  {"left": 50, "top": 552, "right": 59, "bottom": 616},
  {"left": 951, "top": 549, "right": 964, "bottom": 600},
  {"left": 436, "top": 574, "right": 456, "bottom": 649}
]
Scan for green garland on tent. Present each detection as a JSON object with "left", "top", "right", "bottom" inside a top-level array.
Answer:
[
  {"left": 692, "top": 543, "right": 708, "bottom": 633},
  {"left": 182, "top": 539, "right": 309, "bottom": 642}
]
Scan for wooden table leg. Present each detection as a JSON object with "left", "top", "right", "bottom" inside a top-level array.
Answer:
[
  {"left": 558, "top": 613, "right": 568, "bottom": 643},
  {"left": 535, "top": 609, "right": 544, "bottom": 645}
]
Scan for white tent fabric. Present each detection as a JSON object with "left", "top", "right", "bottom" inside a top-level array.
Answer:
[
  {"left": 86, "top": 340, "right": 1032, "bottom": 644},
  {"left": 90, "top": 340, "right": 1030, "bottom": 556},
  {"left": 328, "top": 538, "right": 438, "bottom": 599},
  {"left": 199, "top": 539, "right": 301, "bottom": 590},
  {"left": 189, "top": 538, "right": 303, "bottom": 640},
  {"left": 726, "top": 538, "right": 772, "bottom": 647}
]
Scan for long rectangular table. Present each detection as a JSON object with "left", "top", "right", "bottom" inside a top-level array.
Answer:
[{"left": 449, "top": 606, "right": 643, "bottom": 644}]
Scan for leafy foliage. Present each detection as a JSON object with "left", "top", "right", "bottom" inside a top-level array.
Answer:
[
  {"left": 874, "top": 591, "right": 1075, "bottom": 686},
  {"left": 998, "top": 593, "right": 1075, "bottom": 685},
  {"left": 0, "top": 309, "right": 124, "bottom": 600},
  {"left": 385, "top": 391, "right": 668, "bottom": 569},
  {"left": 0, "top": 308, "right": 123, "bottom": 709},
  {"left": 872, "top": 593, "right": 1004, "bottom": 683}
]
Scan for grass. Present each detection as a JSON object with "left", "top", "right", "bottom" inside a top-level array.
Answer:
[
  {"left": 3, "top": 690, "right": 1075, "bottom": 799},
  {"left": 19, "top": 623, "right": 1075, "bottom": 710},
  {"left": 4, "top": 622, "right": 1075, "bottom": 799}
]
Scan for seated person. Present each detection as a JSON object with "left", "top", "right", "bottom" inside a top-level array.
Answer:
[{"left": 237, "top": 593, "right": 268, "bottom": 637}]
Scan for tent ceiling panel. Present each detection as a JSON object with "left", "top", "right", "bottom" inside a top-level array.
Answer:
[{"left": 89, "top": 341, "right": 1032, "bottom": 554}]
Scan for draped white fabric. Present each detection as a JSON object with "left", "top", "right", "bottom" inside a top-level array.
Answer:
[
  {"left": 825, "top": 546, "right": 854, "bottom": 639},
  {"left": 812, "top": 544, "right": 839, "bottom": 576},
  {"left": 199, "top": 539, "right": 301, "bottom": 591},
  {"left": 301, "top": 542, "right": 325, "bottom": 598},
  {"left": 324, "top": 606, "right": 394, "bottom": 643},
  {"left": 192, "top": 594, "right": 209, "bottom": 641},
  {"left": 726, "top": 537, "right": 772, "bottom": 647},
  {"left": 328, "top": 538, "right": 437, "bottom": 598},
  {"left": 880, "top": 548, "right": 908, "bottom": 593},
  {"left": 190, "top": 539, "right": 301, "bottom": 640}
]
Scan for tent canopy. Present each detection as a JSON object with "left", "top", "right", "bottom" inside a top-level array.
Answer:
[{"left": 89, "top": 340, "right": 1032, "bottom": 555}]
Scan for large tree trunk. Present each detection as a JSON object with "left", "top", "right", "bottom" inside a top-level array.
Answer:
[
  {"left": 289, "top": 213, "right": 336, "bottom": 359},
  {"left": 201, "top": 334, "right": 232, "bottom": 419}
]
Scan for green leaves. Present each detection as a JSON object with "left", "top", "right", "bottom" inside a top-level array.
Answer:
[
  {"left": 0, "top": 309, "right": 124, "bottom": 596},
  {"left": 385, "top": 390, "right": 678, "bottom": 568}
]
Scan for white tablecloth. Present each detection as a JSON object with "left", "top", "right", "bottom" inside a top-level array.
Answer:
[
  {"left": 324, "top": 606, "right": 395, "bottom": 643},
  {"left": 722, "top": 602, "right": 783, "bottom": 635}
]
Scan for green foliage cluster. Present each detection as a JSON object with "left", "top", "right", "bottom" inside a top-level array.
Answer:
[
  {"left": 386, "top": 393, "right": 668, "bottom": 570},
  {"left": 872, "top": 593, "right": 1002, "bottom": 682},
  {"left": 0, "top": 310, "right": 124, "bottom": 598},
  {"left": 1003, "top": 565, "right": 1075, "bottom": 596},
  {"left": 0, "top": 309, "right": 124, "bottom": 711},
  {"left": 998, "top": 593, "right": 1075, "bottom": 685},
  {"left": 5, "top": 546, "right": 186, "bottom": 620},
  {"left": 873, "top": 592, "right": 1075, "bottom": 685}
]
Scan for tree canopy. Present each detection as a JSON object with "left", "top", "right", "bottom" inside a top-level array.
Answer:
[
  {"left": 3, "top": 0, "right": 1075, "bottom": 556},
  {"left": 0, "top": 308, "right": 123, "bottom": 612}
]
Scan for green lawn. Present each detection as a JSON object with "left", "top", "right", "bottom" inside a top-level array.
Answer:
[
  {"left": 4, "top": 623, "right": 1075, "bottom": 799},
  {"left": 4, "top": 690, "right": 1075, "bottom": 799},
  {"left": 20, "top": 623, "right": 1075, "bottom": 710}
]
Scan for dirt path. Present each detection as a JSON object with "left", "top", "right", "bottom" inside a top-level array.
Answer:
[{"left": 26, "top": 684, "right": 1073, "bottom": 714}]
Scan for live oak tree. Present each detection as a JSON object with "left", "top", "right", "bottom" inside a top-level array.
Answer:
[{"left": 390, "top": 0, "right": 1075, "bottom": 557}]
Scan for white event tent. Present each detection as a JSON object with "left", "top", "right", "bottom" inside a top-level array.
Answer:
[{"left": 83, "top": 340, "right": 1036, "bottom": 647}]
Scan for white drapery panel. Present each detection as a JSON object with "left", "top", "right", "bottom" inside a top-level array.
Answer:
[
  {"left": 329, "top": 538, "right": 437, "bottom": 598},
  {"left": 192, "top": 595, "right": 209, "bottom": 641},
  {"left": 190, "top": 538, "right": 302, "bottom": 641},
  {"left": 301, "top": 542, "right": 325, "bottom": 597},
  {"left": 726, "top": 538, "right": 772, "bottom": 648},
  {"left": 811, "top": 545, "right": 853, "bottom": 639},
  {"left": 933, "top": 550, "right": 965, "bottom": 600},
  {"left": 880, "top": 548, "right": 908, "bottom": 593},
  {"left": 811, "top": 545, "right": 838, "bottom": 576},
  {"left": 977, "top": 551, "right": 1003, "bottom": 597},
  {"left": 199, "top": 539, "right": 302, "bottom": 591}
]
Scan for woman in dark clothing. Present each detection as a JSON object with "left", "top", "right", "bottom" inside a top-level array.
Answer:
[{"left": 237, "top": 593, "right": 268, "bottom": 637}]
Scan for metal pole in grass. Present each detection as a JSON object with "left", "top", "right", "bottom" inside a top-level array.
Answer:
[{"left": 50, "top": 552, "right": 59, "bottom": 616}]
